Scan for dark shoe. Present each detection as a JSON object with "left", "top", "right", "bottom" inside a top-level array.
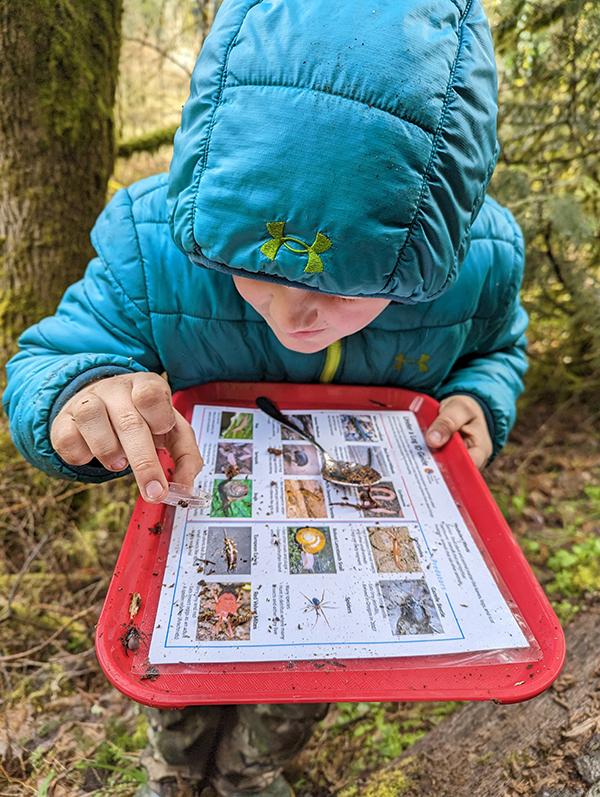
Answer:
[{"left": 201, "top": 774, "right": 295, "bottom": 797}]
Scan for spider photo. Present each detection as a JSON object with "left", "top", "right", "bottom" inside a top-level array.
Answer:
[{"left": 301, "top": 590, "right": 336, "bottom": 628}]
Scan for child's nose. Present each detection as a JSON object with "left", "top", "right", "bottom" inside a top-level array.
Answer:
[{"left": 271, "top": 292, "right": 320, "bottom": 332}]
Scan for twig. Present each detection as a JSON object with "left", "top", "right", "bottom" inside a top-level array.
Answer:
[
  {"left": 0, "top": 760, "right": 37, "bottom": 793},
  {"left": 0, "top": 532, "right": 51, "bottom": 623},
  {"left": 117, "top": 124, "right": 178, "bottom": 159},
  {"left": 514, "top": 395, "right": 581, "bottom": 475},
  {"left": 0, "top": 606, "right": 95, "bottom": 662},
  {"left": 0, "top": 483, "right": 94, "bottom": 517},
  {"left": 123, "top": 35, "right": 193, "bottom": 76}
]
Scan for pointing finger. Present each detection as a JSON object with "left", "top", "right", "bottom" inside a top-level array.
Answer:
[
  {"left": 164, "top": 410, "right": 204, "bottom": 490},
  {"left": 103, "top": 384, "right": 168, "bottom": 502}
]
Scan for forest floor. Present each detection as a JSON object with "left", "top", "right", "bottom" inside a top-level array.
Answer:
[{"left": 0, "top": 390, "right": 598, "bottom": 797}]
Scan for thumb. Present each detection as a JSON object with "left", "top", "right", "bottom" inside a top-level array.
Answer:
[{"left": 426, "top": 415, "right": 460, "bottom": 448}]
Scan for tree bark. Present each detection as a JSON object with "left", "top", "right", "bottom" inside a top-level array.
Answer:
[
  {"left": 375, "top": 601, "right": 600, "bottom": 797},
  {"left": 0, "top": 0, "right": 122, "bottom": 359}
]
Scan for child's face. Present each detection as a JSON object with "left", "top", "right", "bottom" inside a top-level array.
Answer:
[{"left": 233, "top": 276, "right": 391, "bottom": 353}]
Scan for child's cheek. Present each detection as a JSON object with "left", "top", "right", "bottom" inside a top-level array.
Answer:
[{"left": 331, "top": 302, "right": 386, "bottom": 337}]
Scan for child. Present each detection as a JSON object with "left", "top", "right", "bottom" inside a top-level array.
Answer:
[{"left": 3, "top": 0, "right": 528, "bottom": 795}]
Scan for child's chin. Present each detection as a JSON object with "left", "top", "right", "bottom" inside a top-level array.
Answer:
[{"left": 278, "top": 332, "right": 332, "bottom": 354}]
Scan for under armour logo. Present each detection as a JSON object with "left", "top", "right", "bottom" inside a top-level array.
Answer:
[
  {"left": 394, "top": 353, "right": 430, "bottom": 373},
  {"left": 259, "top": 221, "right": 332, "bottom": 273}
]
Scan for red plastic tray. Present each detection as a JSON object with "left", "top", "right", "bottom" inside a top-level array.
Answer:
[{"left": 95, "top": 382, "right": 565, "bottom": 707}]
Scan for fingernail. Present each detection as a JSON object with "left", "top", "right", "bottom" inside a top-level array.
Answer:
[
  {"left": 145, "top": 480, "right": 164, "bottom": 500},
  {"left": 428, "top": 431, "right": 442, "bottom": 445},
  {"left": 111, "top": 458, "right": 128, "bottom": 471}
]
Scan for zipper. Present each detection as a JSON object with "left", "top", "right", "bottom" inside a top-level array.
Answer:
[{"left": 319, "top": 339, "right": 343, "bottom": 383}]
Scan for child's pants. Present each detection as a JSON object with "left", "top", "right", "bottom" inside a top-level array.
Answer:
[{"left": 141, "top": 702, "right": 330, "bottom": 794}]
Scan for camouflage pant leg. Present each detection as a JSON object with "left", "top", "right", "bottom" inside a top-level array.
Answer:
[
  {"left": 211, "top": 702, "right": 330, "bottom": 795},
  {"left": 140, "top": 704, "right": 225, "bottom": 785}
]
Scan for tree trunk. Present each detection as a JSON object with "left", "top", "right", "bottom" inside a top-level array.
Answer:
[
  {"left": 0, "top": 0, "right": 122, "bottom": 359},
  {"left": 373, "top": 601, "right": 600, "bottom": 797}
]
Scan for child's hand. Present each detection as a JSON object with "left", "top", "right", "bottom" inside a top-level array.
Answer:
[
  {"left": 425, "top": 395, "right": 493, "bottom": 470},
  {"left": 50, "top": 372, "right": 203, "bottom": 502}
]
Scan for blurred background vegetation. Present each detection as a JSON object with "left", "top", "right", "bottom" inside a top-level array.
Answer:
[{"left": 0, "top": 1, "right": 598, "bottom": 795}]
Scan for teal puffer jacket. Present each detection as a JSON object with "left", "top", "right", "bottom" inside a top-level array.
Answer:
[{"left": 3, "top": 0, "right": 527, "bottom": 483}]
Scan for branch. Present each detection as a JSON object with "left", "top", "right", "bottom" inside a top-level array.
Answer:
[
  {"left": 123, "top": 35, "right": 193, "bottom": 77},
  {"left": 117, "top": 124, "right": 178, "bottom": 159},
  {"left": 543, "top": 227, "right": 568, "bottom": 288}
]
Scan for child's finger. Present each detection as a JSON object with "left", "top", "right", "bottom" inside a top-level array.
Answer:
[
  {"left": 459, "top": 418, "right": 493, "bottom": 470},
  {"left": 50, "top": 412, "right": 94, "bottom": 466},
  {"left": 165, "top": 411, "right": 204, "bottom": 489},
  {"left": 466, "top": 445, "right": 488, "bottom": 470},
  {"left": 425, "top": 398, "right": 476, "bottom": 448},
  {"left": 103, "top": 389, "right": 168, "bottom": 503},
  {"left": 68, "top": 392, "right": 129, "bottom": 471},
  {"left": 129, "top": 373, "right": 176, "bottom": 436}
]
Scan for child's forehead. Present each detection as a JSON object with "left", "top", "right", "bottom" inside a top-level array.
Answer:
[{"left": 233, "top": 275, "right": 372, "bottom": 303}]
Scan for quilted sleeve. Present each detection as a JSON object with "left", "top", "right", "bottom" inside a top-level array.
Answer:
[
  {"left": 436, "top": 215, "right": 529, "bottom": 461},
  {"left": 2, "top": 188, "right": 163, "bottom": 482}
]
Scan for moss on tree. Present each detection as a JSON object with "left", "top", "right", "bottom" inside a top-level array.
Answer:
[{"left": 0, "top": 0, "right": 123, "bottom": 357}]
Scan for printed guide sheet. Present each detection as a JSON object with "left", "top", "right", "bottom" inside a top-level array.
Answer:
[{"left": 148, "top": 405, "right": 529, "bottom": 663}]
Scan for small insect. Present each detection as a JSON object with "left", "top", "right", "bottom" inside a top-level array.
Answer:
[
  {"left": 148, "top": 522, "right": 162, "bottom": 534},
  {"left": 223, "top": 531, "right": 238, "bottom": 572},
  {"left": 369, "top": 528, "right": 405, "bottom": 570},
  {"left": 119, "top": 624, "right": 146, "bottom": 655},
  {"left": 140, "top": 666, "right": 160, "bottom": 681},
  {"left": 200, "top": 586, "right": 253, "bottom": 639},
  {"left": 301, "top": 590, "right": 336, "bottom": 628},
  {"left": 223, "top": 462, "right": 240, "bottom": 479}
]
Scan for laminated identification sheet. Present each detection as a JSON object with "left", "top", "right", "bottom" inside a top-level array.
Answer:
[{"left": 148, "top": 406, "right": 529, "bottom": 664}]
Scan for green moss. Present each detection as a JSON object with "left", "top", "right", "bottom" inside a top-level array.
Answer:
[
  {"left": 547, "top": 535, "right": 600, "bottom": 621},
  {"left": 339, "top": 768, "right": 411, "bottom": 797},
  {"left": 35, "top": 0, "right": 122, "bottom": 145},
  {"left": 117, "top": 125, "right": 178, "bottom": 159},
  {"left": 548, "top": 537, "right": 600, "bottom": 593},
  {"left": 296, "top": 701, "right": 459, "bottom": 794},
  {"left": 0, "top": 286, "right": 44, "bottom": 355}
]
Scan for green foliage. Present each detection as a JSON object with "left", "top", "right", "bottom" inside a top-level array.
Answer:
[
  {"left": 488, "top": 0, "right": 600, "bottom": 390},
  {"left": 37, "top": 770, "right": 57, "bottom": 797},
  {"left": 296, "top": 701, "right": 459, "bottom": 796},
  {"left": 310, "top": 701, "right": 457, "bottom": 782},
  {"left": 547, "top": 536, "right": 600, "bottom": 620},
  {"left": 537, "top": 484, "right": 600, "bottom": 621},
  {"left": 511, "top": 483, "right": 527, "bottom": 514},
  {"left": 74, "top": 715, "right": 149, "bottom": 792}
]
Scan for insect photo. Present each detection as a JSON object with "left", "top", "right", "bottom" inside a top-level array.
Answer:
[{"left": 301, "top": 590, "right": 336, "bottom": 628}]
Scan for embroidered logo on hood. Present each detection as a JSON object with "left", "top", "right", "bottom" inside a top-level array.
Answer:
[{"left": 259, "top": 221, "right": 332, "bottom": 273}]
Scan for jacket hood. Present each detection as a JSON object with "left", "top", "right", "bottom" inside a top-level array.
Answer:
[{"left": 167, "top": 0, "right": 499, "bottom": 303}]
